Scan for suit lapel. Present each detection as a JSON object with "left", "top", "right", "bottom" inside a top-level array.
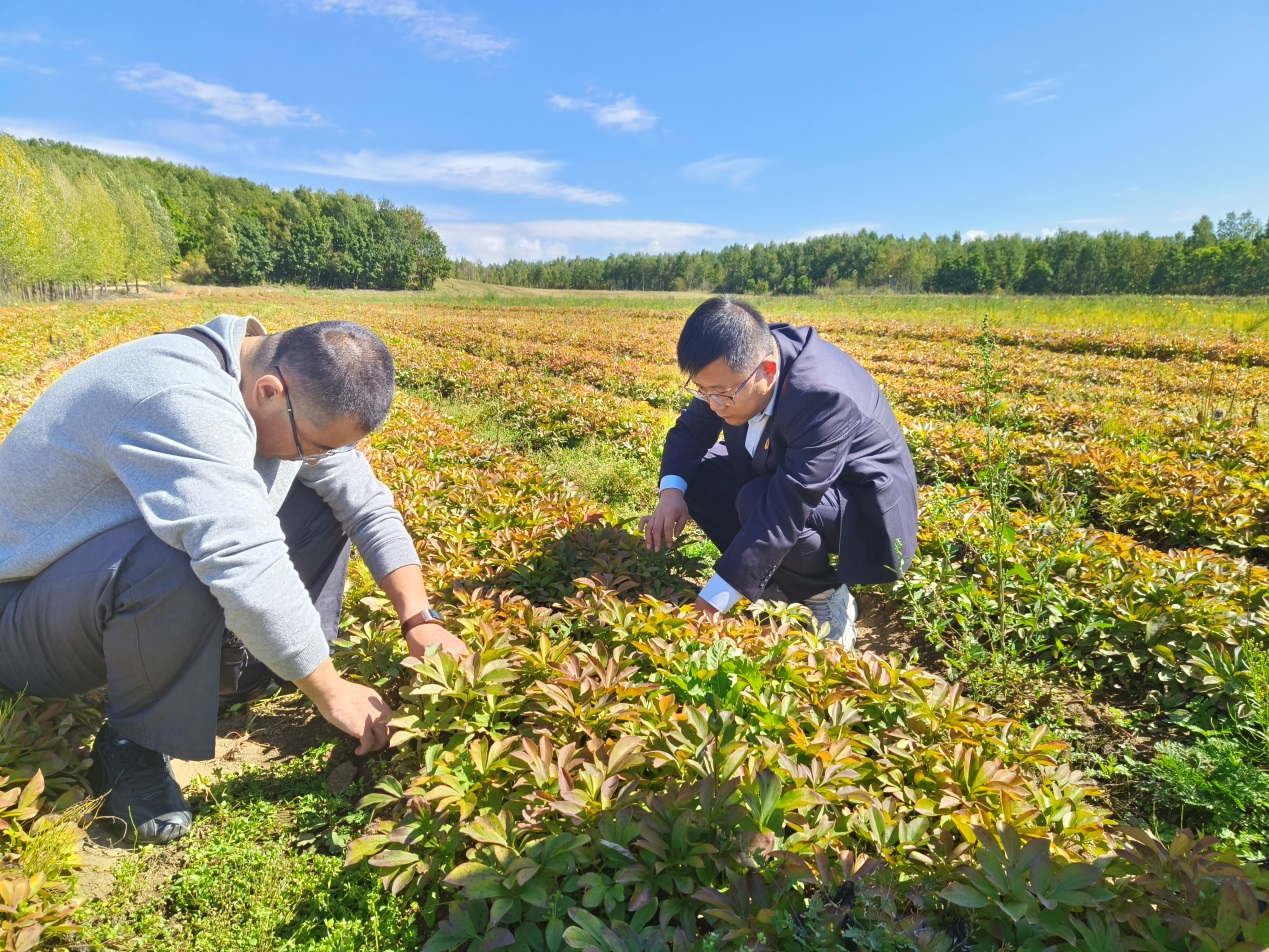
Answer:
[
  {"left": 751, "top": 339, "right": 796, "bottom": 474},
  {"left": 724, "top": 327, "right": 803, "bottom": 478}
]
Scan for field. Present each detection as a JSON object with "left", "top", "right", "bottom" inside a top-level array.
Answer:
[{"left": 2, "top": 284, "right": 1268, "bottom": 951}]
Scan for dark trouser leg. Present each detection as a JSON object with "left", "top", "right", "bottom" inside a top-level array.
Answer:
[
  {"left": 681, "top": 443, "right": 843, "bottom": 604},
  {"left": 0, "top": 521, "right": 224, "bottom": 760},
  {"left": 735, "top": 477, "right": 842, "bottom": 603},
  {"left": 0, "top": 480, "right": 351, "bottom": 761},
  {"left": 682, "top": 445, "right": 748, "bottom": 554}
]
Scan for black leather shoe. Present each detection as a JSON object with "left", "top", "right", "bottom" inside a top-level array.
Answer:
[
  {"left": 88, "top": 722, "right": 192, "bottom": 845},
  {"left": 218, "top": 661, "right": 295, "bottom": 713}
]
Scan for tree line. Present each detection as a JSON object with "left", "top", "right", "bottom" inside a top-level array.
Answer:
[
  {"left": 0, "top": 134, "right": 450, "bottom": 301},
  {"left": 455, "top": 213, "right": 1269, "bottom": 296}
]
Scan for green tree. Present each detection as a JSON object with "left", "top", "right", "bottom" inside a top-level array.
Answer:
[
  {"left": 933, "top": 251, "right": 995, "bottom": 293},
  {"left": 1216, "top": 210, "right": 1262, "bottom": 242},
  {"left": 0, "top": 135, "right": 49, "bottom": 294},
  {"left": 1185, "top": 215, "right": 1216, "bottom": 251},
  {"left": 1019, "top": 259, "right": 1053, "bottom": 293},
  {"left": 76, "top": 171, "right": 127, "bottom": 290}
]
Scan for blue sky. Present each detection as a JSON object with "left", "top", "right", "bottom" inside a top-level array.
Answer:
[{"left": 2, "top": 1, "right": 1267, "bottom": 262}]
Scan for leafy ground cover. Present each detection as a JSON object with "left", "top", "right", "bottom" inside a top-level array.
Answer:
[{"left": 1, "top": 286, "right": 1267, "bottom": 950}]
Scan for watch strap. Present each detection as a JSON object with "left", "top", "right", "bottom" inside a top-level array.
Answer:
[{"left": 402, "top": 608, "right": 444, "bottom": 632}]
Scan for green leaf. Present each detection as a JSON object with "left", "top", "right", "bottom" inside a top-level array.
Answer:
[
  {"left": 467, "top": 813, "right": 511, "bottom": 847},
  {"left": 444, "top": 862, "right": 501, "bottom": 888},
  {"left": 994, "top": 897, "right": 1028, "bottom": 921},
  {"left": 750, "top": 769, "right": 783, "bottom": 831},
  {"left": 939, "top": 882, "right": 991, "bottom": 909},
  {"left": 1049, "top": 862, "right": 1103, "bottom": 904},
  {"left": 344, "top": 834, "right": 390, "bottom": 866},
  {"left": 479, "top": 928, "right": 517, "bottom": 951},
  {"left": 368, "top": 849, "right": 419, "bottom": 868},
  {"left": 777, "top": 786, "right": 825, "bottom": 813},
  {"left": 546, "top": 917, "right": 565, "bottom": 952},
  {"left": 561, "top": 927, "right": 602, "bottom": 952},
  {"left": 567, "top": 908, "right": 608, "bottom": 935},
  {"left": 520, "top": 880, "right": 551, "bottom": 908},
  {"left": 489, "top": 897, "right": 517, "bottom": 928},
  {"left": 421, "top": 931, "right": 468, "bottom": 952}
]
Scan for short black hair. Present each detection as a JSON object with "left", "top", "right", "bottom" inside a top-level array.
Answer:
[
  {"left": 256, "top": 321, "right": 395, "bottom": 432},
  {"left": 676, "top": 297, "right": 773, "bottom": 377}
]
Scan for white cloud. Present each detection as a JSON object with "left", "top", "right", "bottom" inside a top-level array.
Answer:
[
  {"left": 1001, "top": 79, "right": 1059, "bottom": 105},
  {"left": 117, "top": 66, "right": 323, "bottom": 126},
  {"left": 305, "top": 0, "right": 509, "bottom": 58},
  {"left": 0, "top": 31, "right": 43, "bottom": 43},
  {"left": 286, "top": 150, "right": 622, "bottom": 205},
  {"left": 593, "top": 98, "right": 657, "bottom": 133},
  {"left": 961, "top": 229, "right": 990, "bottom": 241},
  {"left": 548, "top": 92, "right": 657, "bottom": 133},
  {"left": 0, "top": 117, "right": 190, "bottom": 162},
  {"left": 0, "top": 56, "right": 53, "bottom": 75},
  {"left": 438, "top": 219, "right": 741, "bottom": 263},
  {"left": 683, "top": 155, "right": 768, "bottom": 191}
]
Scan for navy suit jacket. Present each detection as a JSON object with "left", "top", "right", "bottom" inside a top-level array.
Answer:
[{"left": 660, "top": 323, "right": 918, "bottom": 598}]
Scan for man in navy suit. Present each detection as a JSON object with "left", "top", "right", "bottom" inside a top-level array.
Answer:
[{"left": 640, "top": 297, "right": 918, "bottom": 647}]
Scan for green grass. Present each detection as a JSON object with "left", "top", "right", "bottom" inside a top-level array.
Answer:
[
  {"left": 400, "top": 386, "right": 660, "bottom": 523},
  {"left": 171, "top": 280, "right": 1269, "bottom": 339},
  {"left": 75, "top": 743, "right": 422, "bottom": 952},
  {"left": 429, "top": 281, "right": 1269, "bottom": 339}
]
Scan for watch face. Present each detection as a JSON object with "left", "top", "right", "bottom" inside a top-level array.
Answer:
[{"left": 426, "top": 608, "right": 443, "bottom": 622}]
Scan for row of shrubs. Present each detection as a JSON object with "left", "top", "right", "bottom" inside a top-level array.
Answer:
[{"left": 327, "top": 400, "right": 1269, "bottom": 950}]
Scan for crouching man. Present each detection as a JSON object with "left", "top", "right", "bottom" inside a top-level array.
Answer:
[
  {"left": 640, "top": 298, "right": 919, "bottom": 645},
  {"left": 0, "top": 316, "right": 467, "bottom": 844}
]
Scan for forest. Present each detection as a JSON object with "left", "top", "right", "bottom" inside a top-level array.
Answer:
[
  {"left": 5, "top": 132, "right": 1268, "bottom": 302},
  {"left": 0, "top": 134, "right": 450, "bottom": 300},
  {"left": 456, "top": 212, "right": 1269, "bottom": 296}
]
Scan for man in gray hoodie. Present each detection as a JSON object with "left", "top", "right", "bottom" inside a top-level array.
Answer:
[{"left": 0, "top": 315, "right": 466, "bottom": 844}]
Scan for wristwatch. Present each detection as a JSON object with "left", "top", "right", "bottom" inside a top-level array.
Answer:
[{"left": 401, "top": 607, "right": 444, "bottom": 633}]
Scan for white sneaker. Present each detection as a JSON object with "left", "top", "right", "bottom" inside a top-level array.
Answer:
[{"left": 802, "top": 584, "right": 858, "bottom": 649}]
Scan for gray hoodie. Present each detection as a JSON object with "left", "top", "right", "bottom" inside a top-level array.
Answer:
[{"left": 0, "top": 314, "right": 420, "bottom": 681}]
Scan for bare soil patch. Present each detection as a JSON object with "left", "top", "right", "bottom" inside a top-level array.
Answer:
[{"left": 853, "top": 589, "right": 940, "bottom": 667}]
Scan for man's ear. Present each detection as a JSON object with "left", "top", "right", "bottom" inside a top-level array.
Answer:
[{"left": 251, "top": 371, "right": 284, "bottom": 408}]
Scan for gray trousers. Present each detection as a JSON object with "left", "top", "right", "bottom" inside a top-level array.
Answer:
[{"left": 0, "top": 481, "right": 351, "bottom": 760}]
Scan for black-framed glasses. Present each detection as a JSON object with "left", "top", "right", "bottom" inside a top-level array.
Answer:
[
  {"left": 274, "top": 364, "right": 348, "bottom": 465},
  {"left": 681, "top": 355, "right": 769, "bottom": 408}
]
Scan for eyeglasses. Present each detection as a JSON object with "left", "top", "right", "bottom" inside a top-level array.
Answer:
[
  {"left": 681, "top": 355, "right": 769, "bottom": 408},
  {"left": 274, "top": 364, "right": 350, "bottom": 465}
]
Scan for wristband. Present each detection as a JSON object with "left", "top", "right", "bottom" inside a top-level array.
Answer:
[{"left": 401, "top": 608, "right": 444, "bottom": 633}]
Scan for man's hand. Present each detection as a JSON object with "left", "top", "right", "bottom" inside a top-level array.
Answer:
[
  {"left": 406, "top": 621, "right": 471, "bottom": 661},
  {"left": 295, "top": 659, "right": 393, "bottom": 755},
  {"left": 639, "top": 489, "right": 690, "bottom": 552},
  {"left": 694, "top": 595, "right": 722, "bottom": 621}
]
